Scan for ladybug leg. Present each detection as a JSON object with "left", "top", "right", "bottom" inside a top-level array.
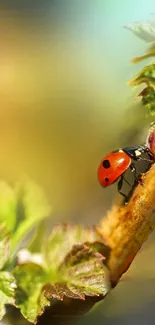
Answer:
[
  {"left": 136, "top": 148, "right": 154, "bottom": 162},
  {"left": 143, "top": 147, "right": 154, "bottom": 160},
  {"left": 123, "top": 177, "right": 132, "bottom": 186},
  {"left": 137, "top": 156, "right": 153, "bottom": 163},
  {"left": 117, "top": 176, "right": 128, "bottom": 202},
  {"left": 130, "top": 163, "right": 144, "bottom": 185}
]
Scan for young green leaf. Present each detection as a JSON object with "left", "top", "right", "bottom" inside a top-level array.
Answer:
[
  {"left": 0, "top": 180, "right": 51, "bottom": 252},
  {"left": 128, "top": 64, "right": 155, "bottom": 87},
  {"left": 14, "top": 245, "right": 110, "bottom": 323},
  {"left": 0, "top": 182, "right": 17, "bottom": 232},
  {"left": 0, "top": 225, "right": 16, "bottom": 320},
  {"left": 13, "top": 263, "right": 50, "bottom": 324},
  {"left": 138, "top": 86, "right": 155, "bottom": 115},
  {"left": 43, "top": 243, "right": 110, "bottom": 301},
  {"left": 0, "top": 272, "right": 16, "bottom": 320},
  {"left": 28, "top": 221, "right": 46, "bottom": 253},
  {"left": 11, "top": 179, "right": 51, "bottom": 251},
  {"left": 42, "top": 224, "right": 110, "bottom": 270},
  {"left": 61, "top": 243, "right": 110, "bottom": 297},
  {"left": 0, "top": 225, "right": 10, "bottom": 270},
  {"left": 13, "top": 225, "right": 111, "bottom": 323}
]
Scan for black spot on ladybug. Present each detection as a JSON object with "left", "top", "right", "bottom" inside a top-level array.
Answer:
[
  {"left": 102, "top": 159, "right": 111, "bottom": 169},
  {"left": 105, "top": 177, "right": 109, "bottom": 182}
]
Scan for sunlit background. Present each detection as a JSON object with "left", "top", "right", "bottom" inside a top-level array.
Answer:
[{"left": 1, "top": 0, "right": 155, "bottom": 324}]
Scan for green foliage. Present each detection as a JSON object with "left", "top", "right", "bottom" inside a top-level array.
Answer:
[
  {"left": 0, "top": 180, "right": 52, "bottom": 322},
  {"left": 0, "top": 272, "right": 16, "bottom": 320},
  {"left": 57, "top": 243, "right": 109, "bottom": 297},
  {"left": 0, "top": 180, "right": 51, "bottom": 252},
  {"left": 13, "top": 241, "right": 110, "bottom": 324},
  {"left": 128, "top": 61, "right": 155, "bottom": 116},
  {"left": 0, "top": 225, "right": 10, "bottom": 269},
  {"left": 129, "top": 64, "right": 155, "bottom": 87},
  {"left": 129, "top": 63, "right": 155, "bottom": 115},
  {"left": 42, "top": 224, "right": 110, "bottom": 270},
  {"left": 0, "top": 182, "right": 17, "bottom": 232},
  {"left": 13, "top": 263, "right": 49, "bottom": 324},
  {"left": 126, "top": 19, "right": 155, "bottom": 116},
  {"left": 138, "top": 86, "right": 155, "bottom": 115},
  {"left": 0, "top": 226, "right": 16, "bottom": 320},
  {"left": 42, "top": 242, "right": 109, "bottom": 300},
  {"left": 13, "top": 225, "right": 110, "bottom": 323},
  {"left": 11, "top": 179, "right": 51, "bottom": 251},
  {"left": 0, "top": 181, "right": 111, "bottom": 324}
]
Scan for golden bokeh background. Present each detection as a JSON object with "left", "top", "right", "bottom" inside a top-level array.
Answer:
[
  {"left": 0, "top": 2, "right": 151, "bottom": 223},
  {"left": 1, "top": 1, "right": 155, "bottom": 324}
]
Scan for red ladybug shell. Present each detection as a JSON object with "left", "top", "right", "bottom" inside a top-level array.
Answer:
[{"left": 97, "top": 150, "right": 131, "bottom": 187}]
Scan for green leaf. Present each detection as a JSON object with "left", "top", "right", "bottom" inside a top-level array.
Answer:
[
  {"left": 43, "top": 224, "right": 110, "bottom": 270},
  {"left": 28, "top": 221, "right": 46, "bottom": 253},
  {"left": 11, "top": 179, "right": 51, "bottom": 251},
  {"left": 13, "top": 263, "right": 50, "bottom": 324},
  {"left": 42, "top": 226, "right": 110, "bottom": 301},
  {"left": 43, "top": 243, "right": 110, "bottom": 300},
  {"left": 128, "top": 64, "right": 155, "bottom": 87},
  {"left": 138, "top": 86, "right": 155, "bottom": 115},
  {"left": 0, "top": 182, "right": 17, "bottom": 232},
  {"left": 128, "top": 64, "right": 155, "bottom": 116},
  {"left": 14, "top": 225, "right": 111, "bottom": 323},
  {"left": 0, "top": 225, "right": 10, "bottom": 270},
  {"left": 0, "top": 271, "right": 16, "bottom": 320},
  {"left": 0, "top": 179, "right": 51, "bottom": 252}
]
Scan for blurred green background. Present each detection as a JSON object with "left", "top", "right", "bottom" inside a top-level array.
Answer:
[{"left": 1, "top": 1, "right": 155, "bottom": 324}]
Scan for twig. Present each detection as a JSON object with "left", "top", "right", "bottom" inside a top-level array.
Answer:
[{"left": 98, "top": 164, "right": 155, "bottom": 286}]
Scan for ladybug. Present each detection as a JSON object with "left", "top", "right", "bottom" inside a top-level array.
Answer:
[{"left": 97, "top": 145, "right": 154, "bottom": 201}]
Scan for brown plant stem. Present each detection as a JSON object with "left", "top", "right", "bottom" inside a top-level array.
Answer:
[{"left": 98, "top": 164, "right": 155, "bottom": 286}]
